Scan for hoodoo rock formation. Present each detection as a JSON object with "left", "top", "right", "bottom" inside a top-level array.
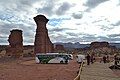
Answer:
[
  {"left": 6, "top": 29, "right": 23, "bottom": 58},
  {"left": 34, "top": 15, "right": 54, "bottom": 54}
]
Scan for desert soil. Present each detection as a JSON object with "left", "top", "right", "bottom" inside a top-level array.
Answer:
[{"left": 0, "top": 57, "right": 79, "bottom": 80}]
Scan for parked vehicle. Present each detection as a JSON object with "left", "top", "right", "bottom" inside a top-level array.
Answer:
[
  {"left": 67, "top": 54, "right": 73, "bottom": 60},
  {"left": 76, "top": 54, "right": 85, "bottom": 63},
  {"left": 35, "top": 53, "right": 70, "bottom": 64}
]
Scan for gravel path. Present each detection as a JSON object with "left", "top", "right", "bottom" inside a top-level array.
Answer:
[{"left": 80, "top": 62, "right": 120, "bottom": 80}]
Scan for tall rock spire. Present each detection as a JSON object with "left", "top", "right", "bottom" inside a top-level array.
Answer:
[{"left": 34, "top": 15, "right": 54, "bottom": 54}]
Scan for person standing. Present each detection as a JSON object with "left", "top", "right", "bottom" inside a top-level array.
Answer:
[
  {"left": 103, "top": 55, "right": 107, "bottom": 63},
  {"left": 91, "top": 54, "right": 94, "bottom": 64},
  {"left": 106, "top": 55, "right": 110, "bottom": 63},
  {"left": 86, "top": 54, "right": 91, "bottom": 65},
  {"left": 114, "top": 54, "right": 118, "bottom": 65}
]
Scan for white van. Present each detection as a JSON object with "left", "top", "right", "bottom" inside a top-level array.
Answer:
[
  {"left": 76, "top": 54, "right": 85, "bottom": 63},
  {"left": 67, "top": 54, "right": 73, "bottom": 60}
]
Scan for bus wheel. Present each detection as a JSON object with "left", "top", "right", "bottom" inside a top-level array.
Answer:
[
  {"left": 60, "top": 61, "right": 63, "bottom": 63},
  {"left": 65, "top": 60, "right": 68, "bottom": 64}
]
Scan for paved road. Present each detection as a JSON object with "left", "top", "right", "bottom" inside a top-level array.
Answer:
[{"left": 80, "top": 62, "right": 120, "bottom": 80}]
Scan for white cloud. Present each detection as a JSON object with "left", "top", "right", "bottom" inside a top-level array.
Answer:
[{"left": 0, "top": 0, "right": 120, "bottom": 45}]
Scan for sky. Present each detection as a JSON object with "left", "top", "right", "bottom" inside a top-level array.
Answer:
[{"left": 0, "top": 0, "right": 120, "bottom": 45}]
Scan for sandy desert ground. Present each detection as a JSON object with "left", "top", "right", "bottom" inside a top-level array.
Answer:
[
  {"left": 0, "top": 57, "right": 79, "bottom": 80},
  {"left": 0, "top": 54, "right": 120, "bottom": 80}
]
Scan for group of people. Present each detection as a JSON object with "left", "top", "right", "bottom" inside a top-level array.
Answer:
[
  {"left": 86, "top": 53, "right": 95, "bottom": 65},
  {"left": 101, "top": 54, "right": 120, "bottom": 65},
  {"left": 114, "top": 54, "right": 120, "bottom": 65},
  {"left": 101, "top": 55, "right": 110, "bottom": 63},
  {"left": 77, "top": 53, "right": 120, "bottom": 66}
]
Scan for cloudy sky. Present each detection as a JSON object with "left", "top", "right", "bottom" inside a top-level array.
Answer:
[{"left": 0, "top": 0, "right": 120, "bottom": 45}]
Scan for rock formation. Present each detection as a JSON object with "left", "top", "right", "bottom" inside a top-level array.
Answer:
[
  {"left": 55, "top": 44, "right": 65, "bottom": 53},
  {"left": 6, "top": 29, "right": 23, "bottom": 58},
  {"left": 90, "top": 42, "right": 109, "bottom": 48},
  {"left": 75, "top": 41, "right": 119, "bottom": 56},
  {"left": 83, "top": 42, "right": 117, "bottom": 55},
  {"left": 34, "top": 15, "right": 54, "bottom": 54}
]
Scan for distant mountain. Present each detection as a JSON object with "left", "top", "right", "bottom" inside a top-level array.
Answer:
[
  {"left": 0, "top": 45, "right": 8, "bottom": 51},
  {"left": 110, "top": 43, "right": 120, "bottom": 48},
  {"left": 54, "top": 42, "right": 90, "bottom": 49},
  {"left": 0, "top": 43, "right": 119, "bottom": 51},
  {"left": 54, "top": 42, "right": 120, "bottom": 49}
]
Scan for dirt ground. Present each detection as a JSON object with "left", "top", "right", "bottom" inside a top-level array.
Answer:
[
  {"left": 112, "top": 69, "right": 120, "bottom": 77},
  {"left": 0, "top": 57, "right": 79, "bottom": 80},
  {"left": 0, "top": 56, "right": 119, "bottom": 80}
]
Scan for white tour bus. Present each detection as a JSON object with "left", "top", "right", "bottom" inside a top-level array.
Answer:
[
  {"left": 67, "top": 54, "right": 73, "bottom": 60},
  {"left": 35, "top": 53, "right": 72, "bottom": 64}
]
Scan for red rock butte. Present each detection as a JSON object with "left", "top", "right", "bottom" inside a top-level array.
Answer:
[
  {"left": 34, "top": 15, "right": 54, "bottom": 54},
  {"left": 90, "top": 42, "right": 109, "bottom": 48},
  {"left": 6, "top": 29, "right": 23, "bottom": 58}
]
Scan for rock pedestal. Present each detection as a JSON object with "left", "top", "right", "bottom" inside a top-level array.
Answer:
[
  {"left": 34, "top": 15, "right": 54, "bottom": 54},
  {"left": 6, "top": 29, "right": 23, "bottom": 58}
]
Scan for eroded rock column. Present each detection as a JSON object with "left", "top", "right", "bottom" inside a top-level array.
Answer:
[
  {"left": 34, "top": 15, "right": 54, "bottom": 54},
  {"left": 6, "top": 29, "right": 23, "bottom": 58}
]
